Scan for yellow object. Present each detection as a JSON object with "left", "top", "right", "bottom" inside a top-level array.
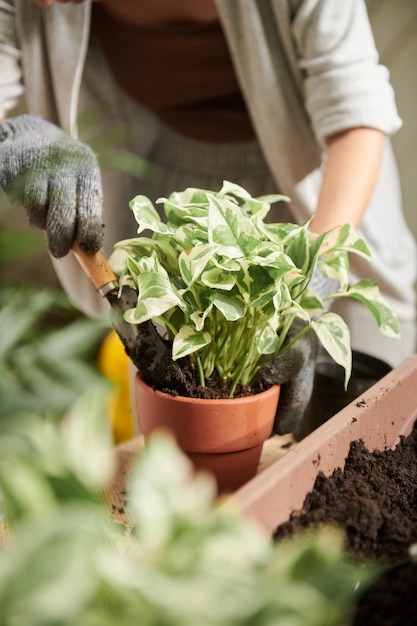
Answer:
[{"left": 97, "top": 330, "right": 135, "bottom": 444}]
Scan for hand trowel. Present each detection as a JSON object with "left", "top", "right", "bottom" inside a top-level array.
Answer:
[{"left": 71, "top": 243, "right": 184, "bottom": 383}]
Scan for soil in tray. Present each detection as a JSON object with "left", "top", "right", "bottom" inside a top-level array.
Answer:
[{"left": 273, "top": 421, "right": 417, "bottom": 626}]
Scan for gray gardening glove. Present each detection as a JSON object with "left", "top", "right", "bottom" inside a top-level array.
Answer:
[
  {"left": 0, "top": 114, "right": 103, "bottom": 258},
  {"left": 260, "top": 319, "right": 318, "bottom": 435},
  {"left": 309, "top": 265, "right": 339, "bottom": 311}
]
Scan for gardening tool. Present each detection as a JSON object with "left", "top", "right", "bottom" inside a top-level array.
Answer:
[{"left": 71, "top": 243, "right": 183, "bottom": 381}]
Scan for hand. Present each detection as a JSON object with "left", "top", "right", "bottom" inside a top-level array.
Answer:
[
  {"left": 0, "top": 115, "right": 103, "bottom": 258},
  {"left": 309, "top": 266, "right": 339, "bottom": 311},
  {"left": 260, "top": 320, "right": 318, "bottom": 435}
]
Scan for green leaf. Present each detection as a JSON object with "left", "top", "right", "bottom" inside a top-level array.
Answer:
[
  {"left": 0, "top": 509, "right": 107, "bottom": 623},
  {"left": 129, "top": 195, "right": 170, "bottom": 235},
  {"left": 202, "top": 266, "right": 236, "bottom": 290},
  {"left": 128, "top": 434, "right": 217, "bottom": 545},
  {"left": 218, "top": 180, "right": 289, "bottom": 214},
  {"left": 319, "top": 250, "right": 350, "bottom": 286},
  {"left": 338, "top": 280, "right": 400, "bottom": 338},
  {"left": 213, "top": 292, "right": 245, "bottom": 321},
  {"left": 0, "top": 460, "right": 58, "bottom": 524},
  {"left": 178, "top": 244, "right": 218, "bottom": 287},
  {"left": 257, "top": 323, "right": 281, "bottom": 355},
  {"left": 0, "top": 418, "right": 377, "bottom": 625},
  {"left": 172, "top": 324, "right": 211, "bottom": 360},
  {"left": 0, "top": 289, "right": 55, "bottom": 359},
  {"left": 312, "top": 313, "right": 352, "bottom": 387},
  {"left": 282, "top": 224, "right": 311, "bottom": 272},
  {"left": 62, "top": 386, "right": 115, "bottom": 490},
  {"left": 207, "top": 194, "right": 259, "bottom": 257},
  {"left": 124, "top": 272, "right": 182, "bottom": 324},
  {"left": 332, "top": 222, "right": 372, "bottom": 258}
]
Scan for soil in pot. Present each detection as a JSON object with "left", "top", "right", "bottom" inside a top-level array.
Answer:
[
  {"left": 273, "top": 420, "right": 417, "bottom": 626},
  {"left": 127, "top": 328, "right": 266, "bottom": 400}
]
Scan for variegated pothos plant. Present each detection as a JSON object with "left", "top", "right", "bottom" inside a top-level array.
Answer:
[{"left": 111, "top": 181, "right": 399, "bottom": 397}]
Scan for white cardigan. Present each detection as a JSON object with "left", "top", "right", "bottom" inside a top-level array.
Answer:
[{"left": 1, "top": 0, "right": 416, "bottom": 362}]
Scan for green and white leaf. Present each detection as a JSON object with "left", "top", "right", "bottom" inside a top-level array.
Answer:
[
  {"left": 312, "top": 313, "right": 352, "bottom": 387},
  {"left": 207, "top": 194, "right": 259, "bottom": 258},
  {"left": 333, "top": 222, "right": 372, "bottom": 258},
  {"left": 124, "top": 272, "right": 182, "bottom": 324},
  {"left": 213, "top": 292, "right": 246, "bottom": 321},
  {"left": 178, "top": 244, "right": 219, "bottom": 287},
  {"left": 172, "top": 324, "right": 212, "bottom": 360},
  {"left": 130, "top": 194, "right": 170, "bottom": 235},
  {"left": 338, "top": 280, "right": 400, "bottom": 338},
  {"left": 202, "top": 266, "right": 236, "bottom": 290}
]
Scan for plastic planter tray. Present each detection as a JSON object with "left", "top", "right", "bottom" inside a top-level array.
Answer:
[{"left": 231, "top": 354, "right": 417, "bottom": 535}]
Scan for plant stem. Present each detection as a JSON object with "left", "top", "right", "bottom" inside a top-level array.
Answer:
[
  {"left": 280, "top": 321, "right": 311, "bottom": 353},
  {"left": 228, "top": 324, "right": 259, "bottom": 397},
  {"left": 195, "top": 353, "right": 205, "bottom": 387}
]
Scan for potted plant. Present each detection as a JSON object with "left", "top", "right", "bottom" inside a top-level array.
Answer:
[{"left": 109, "top": 180, "right": 399, "bottom": 492}]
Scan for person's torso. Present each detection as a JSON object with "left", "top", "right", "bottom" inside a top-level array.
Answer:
[{"left": 90, "top": 0, "right": 256, "bottom": 142}]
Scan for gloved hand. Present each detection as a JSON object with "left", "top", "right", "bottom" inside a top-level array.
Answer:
[
  {"left": 260, "top": 319, "right": 318, "bottom": 435},
  {"left": 309, "top": 265, "right": 339, "bottom": 311},
  {"left": 0, "top": 114, "right": 103, "bottom": 258}
]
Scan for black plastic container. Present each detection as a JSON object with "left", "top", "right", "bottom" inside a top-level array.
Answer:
[{"left": 296, "top": 350, "right": 392, "bottom": 440}]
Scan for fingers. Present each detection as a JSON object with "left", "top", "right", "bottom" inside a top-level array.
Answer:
[
  {"left": 76, "top": 174, "right": 104, "bottom": 255},
  {"left": 28, "top": 172, "right": 103, "bottom": 258},
  {"left": 46, "top": 177, "right": 78, "bottom": 258},
  {"left": 25, "top": 177, "right": 49, "bottom": 229}
]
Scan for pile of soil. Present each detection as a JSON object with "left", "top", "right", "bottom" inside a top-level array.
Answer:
[{"left": 274, "top": 422, "right": 417, "bottom": 625}]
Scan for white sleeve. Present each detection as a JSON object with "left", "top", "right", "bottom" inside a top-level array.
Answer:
[
  {"left": 291, "top": 0, "right": 402, "bottom": 145},
  {"left": 0, "top": 1, "right": 25, "bottom": 118}
]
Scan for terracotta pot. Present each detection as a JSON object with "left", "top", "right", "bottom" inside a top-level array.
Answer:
[
  {"left": 135, "top": 375, "right": 280, "bottom": 493},
  {"left": 230, "top": 354, "right": 417, "bottom": 534}
]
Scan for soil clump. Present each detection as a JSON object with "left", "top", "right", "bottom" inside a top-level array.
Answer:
[{"left": 274, "top": 422, "right": 417, "bottom": 625}]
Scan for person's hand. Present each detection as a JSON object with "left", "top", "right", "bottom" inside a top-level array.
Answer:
[
  {"left": 309, "top": 266, "right": 339, "bottom": 311},
  {"left": 260, "top": 319, "right": 318, "bottom": 435},
  {"left": 0, "top": 115, "right": 103, "bottom": 258}
]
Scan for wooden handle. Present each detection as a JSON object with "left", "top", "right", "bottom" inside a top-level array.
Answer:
[{"left": 72, "top": 242, "right": 118, "bottom": 296}]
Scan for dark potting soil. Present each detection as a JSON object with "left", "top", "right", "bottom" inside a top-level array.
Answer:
[
  {"left": 123, "top": 318, "right": 302, "bottom": 401},
  {"left": 128, "top": 331, "right": 264, "bottom": 400},
  {"left": 274, "top": 421, "right": 417, "bottom": 625}
]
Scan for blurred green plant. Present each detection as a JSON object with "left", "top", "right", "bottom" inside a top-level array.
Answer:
[
  {"left": 0, "top": 193, "right": 42, "bottom": 264},
  {"left": 0, "top": 284, "right": 110, "bottom": 422},
  {"left": 0, "top": 392, "right": 379, "bottom": 625},
  {"left": 0, "top": 187, "right": 110, "bottom": 426}
]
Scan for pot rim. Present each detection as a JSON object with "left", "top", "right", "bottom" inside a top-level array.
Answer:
[{"left": 135, "top": 375, "right": 280, "bottom": 406}]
